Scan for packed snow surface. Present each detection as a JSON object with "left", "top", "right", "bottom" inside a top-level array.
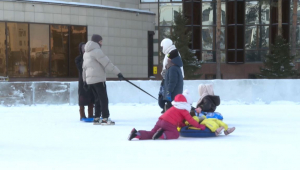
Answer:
[{"left": 1, "top": 103, "right": 299, "bottom": 170}]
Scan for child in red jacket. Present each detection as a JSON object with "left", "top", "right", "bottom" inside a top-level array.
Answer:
[{"left": 128, "top": 94, "right": 206, "bottom": 140}]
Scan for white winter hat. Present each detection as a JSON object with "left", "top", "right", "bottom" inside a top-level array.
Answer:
[
  {"left": 182, "top": 89, "right": 193, "bottom": 105},
  {"left": 160, "top": 38, "right": 173, "bottom": 55}
]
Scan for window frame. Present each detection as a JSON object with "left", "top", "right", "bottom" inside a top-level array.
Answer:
[{"left": 1, "top": 21, "right": 87, "bottom": 78}]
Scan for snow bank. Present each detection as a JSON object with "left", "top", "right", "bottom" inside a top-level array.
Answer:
[{"left": 0, "top": 79, "right": 299, "bottom": 106}]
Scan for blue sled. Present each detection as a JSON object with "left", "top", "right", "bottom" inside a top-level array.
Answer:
[
  {"left": 179, "top": 126, "right": 216, "bottom": 137},
  {"left": 80, "top": 118, "right": 94, "bottom": 122}
]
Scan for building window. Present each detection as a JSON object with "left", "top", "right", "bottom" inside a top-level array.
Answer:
[
  {"left": 69, "top": 26, "right": 87, "bottom": 77},
  {"left": 245, "top": 1, "right": 270, "bottom": 62},
  {"left": 7, "top": 23, "right": 29, "bottom": 77},
  {"left": 30, "top": 24, "right": 50, "bottom": 77},
  {"left": 159, "top": 2, "right": 182, "bottom": 63},
  {"left": 50, "top": 25, "right": 69, "bottom": 77},
  {"left": 183, "top": 1, "right": 226, "bottom": 63},
  {"left": 226, "top": 0, "right": 245, "bottom": 63}
]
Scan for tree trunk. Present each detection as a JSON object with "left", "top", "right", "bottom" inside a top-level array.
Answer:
[
  {"left": 216, "top": 0, "right": 221, "bottom": 79},
  {"left": 278, "top": 0, "right": 282, "bottom": 36},
  {"left": 292, "top": 0, "right": 297, "bottom": 56}
]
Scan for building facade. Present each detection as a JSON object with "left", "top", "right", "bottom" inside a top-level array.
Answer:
[
  {"left": 0, "top": 0, "right": 155, "bottom": 81},
  {"left": 141, "top": 0, "right": 300, "bottom": 79},
  {"left": 1, "top": 0, "right": 300, "bottom": 81}
]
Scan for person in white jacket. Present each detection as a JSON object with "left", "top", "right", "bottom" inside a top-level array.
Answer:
[
  {"left": 82, "top": 34, "right": 124, "bottom": 125},
  {"left": 159, "top": 38, "right": 185, "bottom": 113}
]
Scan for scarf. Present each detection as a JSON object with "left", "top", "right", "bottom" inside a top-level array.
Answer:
[
  {"left": 171, "top": 101, "right": 191, "bottom": 112},
  {"left": 161, "top": 47, "right": 185, "bottom": 78}
]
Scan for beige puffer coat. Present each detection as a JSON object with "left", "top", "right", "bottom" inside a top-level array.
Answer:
[{"left": 82, "top": 41, "right": 120, "bottom": 84}]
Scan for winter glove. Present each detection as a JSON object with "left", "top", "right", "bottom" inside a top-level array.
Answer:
[
  {"left": 117, "top": 73, "right": 124, "bottom": 81},
  {"left": 197, "top": 124, "right": 206, "bottom": 130},
  {"left": 166, "top": 92, "right": 172, "bottom": 102},
  {"left": 83, "top": 82, "right": 89, "bottom": 91}
]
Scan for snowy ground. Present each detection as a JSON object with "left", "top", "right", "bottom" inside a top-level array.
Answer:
[{"left": 1, "top": 103, "right": 300, "bottom": 170}]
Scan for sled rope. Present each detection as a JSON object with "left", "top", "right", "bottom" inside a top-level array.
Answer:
[{"left": 123, "top": 78, "right": 158, "bottom": 100}]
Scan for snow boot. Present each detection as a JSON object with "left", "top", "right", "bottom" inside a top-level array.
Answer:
[
  {"left": 152, "top": 128, "right": 165, "bottom": 140},
  {"left": 79, "top": 106, "right": 86, "bottom": 120},
  {"left": 94, "top": 118, "right": 115, "bottom": 125},
  {"left": 87, "top": 103, "right": 94, "bottom": 118},
  {"left": 128, "top": 128, "right": 138, "bottom": 141},
  {"left": 224, "top": 127, "right": 236, "bottom": 135},
  {"left": 93, "top": 117, "right": 101, "bottom": 125},
  {"left": 215, "top": 126, "right": 224, "bottom": 136}
]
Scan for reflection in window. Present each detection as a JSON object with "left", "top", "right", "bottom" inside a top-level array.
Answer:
[
  {"left": 220, "top": 27, "right": 225, "bottom": 49},
  {"left": 30, "top": 24, "right": 49, "bottom": 77},
  {"left": 221, "top": 2, "right": 226, "bottom": 25},
  {"left": 70, "top": 26, "right": 87, "bottom": 77},
  {"left": 246, "top": 50, "right": 268, "bottom": 62},
  {"left": 7, "top": 23, "right": 29, "bottom": 77},
  {"left": 202, "top": 2, "right": 213, "bottom": 25},
  {"left": 261, "top": 4, "right": 270, "bottom": 24},
  {"left": 245, "top": 1, "right": 270, "bottom": 25},
  {"left": 290, "top": 0, "right": 300, "bottom": 24},
  {"left": 245, "top": 26, "right": 257, "bottom": 50},
  {"left": 50, "top": 25, "right": 69, "bottom": 77},
  {"left": 159, "top": 3, "right": 182, "bottom": 26},
  {"left": 202, "top": 51, "right": 214, "bottom": 62},
  {"left": 202, "top": 27, "right": 213, "bottom": 50},
  {"left": 257, "top": 26, "right": 269, "bottom": 49},
  {"left": 291, "top": 25, "right": 300, "bottom": 48},
  {"left": 245, "top": 1, "right": 259, "bottom": 25},
  {"left": 0, "top": 23, "right": 5, "bottom": 76}
]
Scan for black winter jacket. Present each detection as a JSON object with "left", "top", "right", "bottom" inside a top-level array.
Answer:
[
  {"left": 196, "top": 95, "right": 220, "bottom": 112},
  {"left": 75, "top": 42, "right": 94, "bottom": 106}
]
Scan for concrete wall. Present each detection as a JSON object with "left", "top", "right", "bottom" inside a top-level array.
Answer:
[
  {"left": 0, "top": 1, "right": 155, "bottom": 78},
  {"left": 1, "top": 79, "right": 299, "bottom": 106}
]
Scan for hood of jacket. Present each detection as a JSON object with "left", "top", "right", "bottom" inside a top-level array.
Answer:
[
  {"left": 168, "top": 56, "right": 183, "bottom": 68},
  {"left": 197, "top": 84, "right": 215, "bottom": 105},
  {"left": 207, "top": 95, "right": 220, "bottom": 106},
  {"left": 85, "top": 41, "right": 100, "bottom": 53},
  {"left": 161, "top": 38, "right": 176, "bottom": 55}
]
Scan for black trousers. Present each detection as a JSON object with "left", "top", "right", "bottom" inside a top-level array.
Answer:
[{"left": 90, "top": 82, "right": 109, "bottom": 118}]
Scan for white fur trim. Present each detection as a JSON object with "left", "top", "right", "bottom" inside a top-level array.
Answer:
[{"left": 171, "top": 101, "right": 191, "bottom": 112}]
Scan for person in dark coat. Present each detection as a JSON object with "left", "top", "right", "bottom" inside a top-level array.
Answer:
[
  {"left": 160, "top": 38, "right": 184, "bottom": 113},
  {"left": 163, "top": 50, "right": 184, "bottom": 111},
  {"left": 75, "top": 42, "right": 94, "bottom": 120}
]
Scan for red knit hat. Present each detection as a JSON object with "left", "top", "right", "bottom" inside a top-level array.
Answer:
[{"left": 174, "top": 94, "right": 187, "bottom": 103}]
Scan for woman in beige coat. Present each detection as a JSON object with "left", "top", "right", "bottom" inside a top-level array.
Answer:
[{"left": 82, "top": 34, "right": 124, "bottom": 125}]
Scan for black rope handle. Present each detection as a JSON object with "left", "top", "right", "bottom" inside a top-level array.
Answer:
[{"left": 123, "top": 77, "right": 158, "bottom": 100}]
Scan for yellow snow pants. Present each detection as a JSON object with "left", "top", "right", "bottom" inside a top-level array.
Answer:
[{"left": 184, "top": 116, "right": 228, "bottom": 132}]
